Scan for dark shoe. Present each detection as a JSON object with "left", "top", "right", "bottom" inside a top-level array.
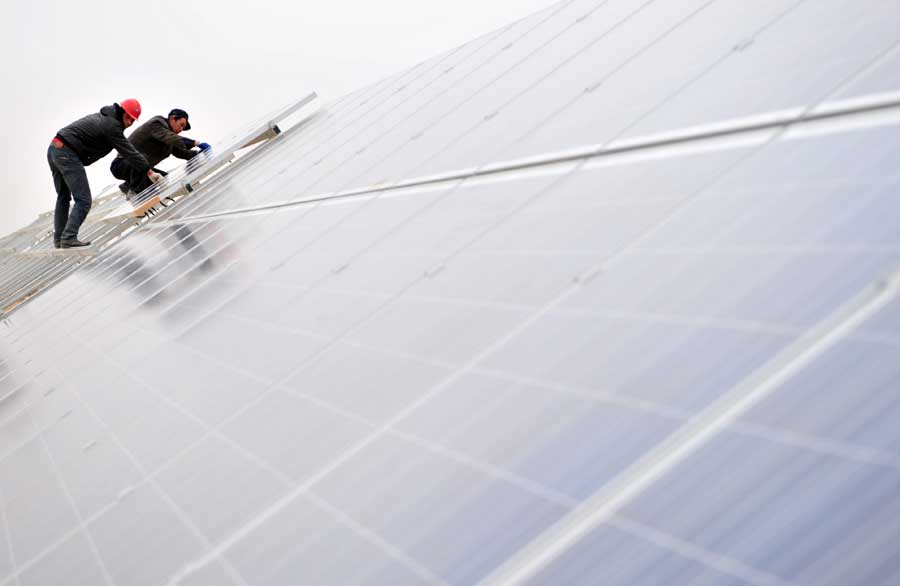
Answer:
[
  {"left": 53, "top": 239, "right": 61, "bottom": 249},
  {"left": 59, "top": 239, "right": 91, "bottom": 248}
]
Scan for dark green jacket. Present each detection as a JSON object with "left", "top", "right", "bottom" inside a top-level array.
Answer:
[{"left": 116, "top": 115, "right": 196, "bottom": 168}]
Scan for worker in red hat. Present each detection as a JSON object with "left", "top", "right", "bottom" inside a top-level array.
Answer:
[{"left": 48, "top": 99, "right": 161, "bottom": 248}]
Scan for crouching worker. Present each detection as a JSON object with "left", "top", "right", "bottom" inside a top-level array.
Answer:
[
  {"left": 48, "top": 99, "right": 159, "bottom": 248},
  {"left": 111, "top": 108, "right": 209, "bottom": 199}
]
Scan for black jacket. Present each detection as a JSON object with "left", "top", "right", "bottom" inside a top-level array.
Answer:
[
  {"left": 116, "top": 115, "right": 196, "bottom": 168},
  {"left": 56, "top": 104, "right": 149, "bottom": 172}
]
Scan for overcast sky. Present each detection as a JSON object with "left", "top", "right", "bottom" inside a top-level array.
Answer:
[{"left": 0, "top": 0, "right": 556, "bottom": 236}]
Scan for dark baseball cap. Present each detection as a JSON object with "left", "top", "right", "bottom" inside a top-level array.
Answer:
[{"left": 168, "top": 108, "right": 191, "bottom": 131}]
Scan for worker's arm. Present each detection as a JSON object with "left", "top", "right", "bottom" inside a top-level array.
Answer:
[
  {"left": 181, "top": 136, "right": 212, "bottom": 153},
  {"left": 108, "top": 131, "right": 150, "bottom": 174},
  {"left": 149, "top": 121, "right": 197, "bottom": 160}
]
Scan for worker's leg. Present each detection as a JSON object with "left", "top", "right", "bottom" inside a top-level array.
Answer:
[
  {"left": 111, "top": 157, "right": 151, "bottom": 195},
  {"left": 48, "top": 146, "right": 71, "bottom": 245},
  {"left": 110, "top": 158, "right": 132, "bottom": 193},
  {"left": 130, "top": 166, "right": 152, "bottom": 194},
  {"left": 49, "top": 147, "right": 92, "bottom": 241}
]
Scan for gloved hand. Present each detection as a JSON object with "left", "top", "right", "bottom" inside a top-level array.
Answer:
[
  {"left": 147, "top": 171, "right": 162, "bottom": 184},
  {"left": 198, "top": 142, "right": 211, "bottom": 151}
]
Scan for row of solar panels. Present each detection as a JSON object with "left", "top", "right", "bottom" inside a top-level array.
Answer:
[{"left": 1, "top": 0, "right": 900, "bottom": 585}]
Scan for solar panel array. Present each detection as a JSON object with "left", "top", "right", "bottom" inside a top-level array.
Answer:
[{"left": 2, "top": 0, "right": 900, "bottom": 585}]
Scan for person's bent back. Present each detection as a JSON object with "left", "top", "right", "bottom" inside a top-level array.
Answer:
[{"left": 111, "top": 108, "right": 205, "bottom": 199}]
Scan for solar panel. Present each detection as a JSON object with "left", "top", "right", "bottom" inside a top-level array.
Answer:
[{"left": 1, "top": 0, "right": 900, "bottom": 584}]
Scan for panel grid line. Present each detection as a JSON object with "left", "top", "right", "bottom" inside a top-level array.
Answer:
[
  {"left": 0, "top": 489, "right": 21, "bottom": 586},
  {"left": 46, "top": 329, "right": 447, "bottom": 586},
  {"left": 475, "top": 261, "right": 900, "bottom": 586},
  {"left": 27, "top": 362, "right": 255, "bottom": 586},
  {"left": 22, "top": 410, "right": 117, "bottom": 586}
]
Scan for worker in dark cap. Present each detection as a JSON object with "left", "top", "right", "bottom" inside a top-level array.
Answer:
[{"left": 110, "top": 108, "right": 211, "bottom": 199}]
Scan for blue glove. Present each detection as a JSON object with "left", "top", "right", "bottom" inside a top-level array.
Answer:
[{"left": 198, "top": 142, "right": 211, "bottom": 151}]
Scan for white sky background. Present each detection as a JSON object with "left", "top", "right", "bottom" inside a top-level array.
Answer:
[{"left": 0, "top": 0, "right": 557, "bottom": 236}]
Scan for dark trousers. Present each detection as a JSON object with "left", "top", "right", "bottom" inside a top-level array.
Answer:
[
  {"left": 110, "top": 157, "right": 152, "bottom": 195},
  {"left": 47, "top": 144, "right": 91, "bottom": 241}
]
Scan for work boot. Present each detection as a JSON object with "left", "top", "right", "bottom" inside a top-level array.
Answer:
[
  {"left": 53, "top": 240, "right": 61, "bottom": 249},
  {"left": 59, "top": 238, "right": 91, "bottom": 249}
]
